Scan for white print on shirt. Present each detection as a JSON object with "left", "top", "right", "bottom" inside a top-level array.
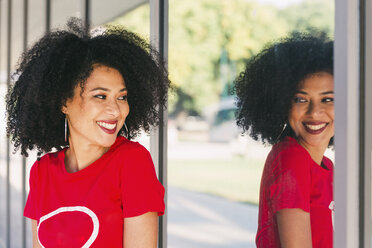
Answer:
[
  {"left": 37, "top": 206, "right": 99, "bottom": 248},
  {"left": 329, "top": 201, "right": 335, "bottom": 229}
]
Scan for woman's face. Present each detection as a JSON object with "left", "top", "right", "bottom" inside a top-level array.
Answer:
[
  {"left": 62, "top": 65, "right": 129, "bottom": 149},
  {"left": 288, "top": 72, "right": 334, "bottom": 150}
]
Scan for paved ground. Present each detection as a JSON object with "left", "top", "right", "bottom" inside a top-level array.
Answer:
[{"left": 168, "top": 187, "right": 258, "bottom": 248}]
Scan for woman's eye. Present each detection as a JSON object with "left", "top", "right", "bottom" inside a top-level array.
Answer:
[
  {"left": 94, "top": 95, "right": 106, "bottom": 100},
  {"left": 322, "top": 97, "right": 334, "bottom": 103},
  {"left": 294, "top": 97, "right": 306, "bottom": 103},
  {"left": 118, "top": 95, "right": 128, "bottom": 101}
]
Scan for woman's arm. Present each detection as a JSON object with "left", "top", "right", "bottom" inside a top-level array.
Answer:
[
  {"left": 123, "top": 211, "right": 158, "bottom": 248},
  {"left": 276, "top": 208, "right": 312, "bottom": 248},
  {"left": 31, "top": 220, "right": 42, "bottom": 248}
]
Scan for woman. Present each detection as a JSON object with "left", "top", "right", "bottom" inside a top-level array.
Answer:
[
  {"left": 234, "top": 32, "right": 334, "bottom": 247},
  {"left": 6, "top": 18, "right": 169, "bottom": 247}
]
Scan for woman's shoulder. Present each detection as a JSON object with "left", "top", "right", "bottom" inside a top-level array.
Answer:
[
  {"left": 110, "top": 136, "right": 151, "bottom": 158},
  {"left": 110, "top": 137, "right": 155, "bottom": 175},
  {"left": 271, "top": 137, "right": 309, "bottom": 159},
  {"left": 29, "top": 149, "right": 64, "bottom": 175},
  {"left": 264, "top": 136, "right": 312, "bottom": 174},
  {"left": 112, "top": 136, "right": 147, "bottom": 150}
]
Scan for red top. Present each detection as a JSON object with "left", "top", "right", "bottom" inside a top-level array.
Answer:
[
  {"left": 24, "top": 136, "right": 165, "bottom": 248},
  {"left": 256, "top": 137, "right": 333, "bottom": 248}
]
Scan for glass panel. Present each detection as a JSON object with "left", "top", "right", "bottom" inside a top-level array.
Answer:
[
  {"left": 167, "top": 0, "right": 334, "bottom": 247},
  {"left": 25, "top": 1, "right": 47, "bottom": 247},
  {"left": 27, "top": 0, "right": 46, "bottom": 45},
  {"left": 0, "top": 1, "right": 9, "bottom": 246},
  {"left": 8, "top": 0, "right": 27, "bottom": 247},
  {"left": 51, "top": 0, "right": 81, "bottom": 29},
  {"left": 97, "top": 1, "right": 150, "bottom": 40}
]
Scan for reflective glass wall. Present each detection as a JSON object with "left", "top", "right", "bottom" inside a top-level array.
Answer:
[{"left": 166, "top": 0, "right": 334, "bottom": 247}]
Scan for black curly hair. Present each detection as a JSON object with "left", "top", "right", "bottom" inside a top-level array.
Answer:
[
  {"left": 6, "top": 18, "right": 170, "bottom": 156},
  {"left": 234, "top": 31, "right": 333, "bottom": 146}
]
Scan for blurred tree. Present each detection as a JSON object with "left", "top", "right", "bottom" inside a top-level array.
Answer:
[
  {"left": 279, "top": 0, "right": 334, "bottom": 35},
  {"left": 168, "top": 0, "right": 288, "bottom": 116},
  {"left": 111, "top": 0, "right": 333, "bottom": 116}
]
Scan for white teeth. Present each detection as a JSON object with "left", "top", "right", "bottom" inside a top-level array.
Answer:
[
  {"left": 97, "top": 121, "right": 116, "bottom": 130},
  {"left": 305, "top": 123, "right": 327, "bottom": 131}
]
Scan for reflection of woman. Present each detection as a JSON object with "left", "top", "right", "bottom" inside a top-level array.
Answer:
[
  {"left": 234, "top": 33, "right": 334, "bottom": 247},
  {"left": 6, "top": 19, "right": 169, "bottom": 247}
]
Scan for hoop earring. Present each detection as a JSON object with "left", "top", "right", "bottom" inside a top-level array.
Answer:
[
  {"left": 124, "top": 122, "right": 129, "bottom": 138},
  {"left": 64, "top": 116, "right": 68, "bottom": 142},
  {"left": 276, "top": 123, "right": 287, "bottom": 141}
]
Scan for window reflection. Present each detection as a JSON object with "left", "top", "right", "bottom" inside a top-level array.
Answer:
[{"left": 166, "top": 0, "right": 334, "bottom": 247}]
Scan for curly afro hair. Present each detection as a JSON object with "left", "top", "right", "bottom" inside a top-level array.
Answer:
[
  {"left": 234, "top": 31, "right": 333, "bottom": 146},
  {"left": 6, "top": 18, "right": 170, "bottom": 156}
]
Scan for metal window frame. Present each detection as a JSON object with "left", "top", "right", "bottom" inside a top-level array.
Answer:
[
  {"left": 334, "top": 0, "right": 362, "bottom": 247},
  {"left": 22, "top": 1, "right": 29, "bottom": 247},
  {"left": 335, "top": 0, "right": 372, "bottom": 247},
  {"left": 5, "top": 0, "right": 12, "bottom": 247},
  {"left": 362, "top": 0, "right": 372, "bottom": 247},
  {"left": 149, "top": 1, "right": 168, "bottom": 247}
]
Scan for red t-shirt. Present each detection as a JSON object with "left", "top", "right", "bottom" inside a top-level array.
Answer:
[
  {"left": 24, "top": 136, "right": 165, "bottom": 248},
  {"left": 256, "top": 137, "right": 333, "bottom": 248}
]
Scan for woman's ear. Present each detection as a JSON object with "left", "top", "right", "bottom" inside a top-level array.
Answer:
[{"left": 61, "top": 105, "right": 68, "bottom": 114}]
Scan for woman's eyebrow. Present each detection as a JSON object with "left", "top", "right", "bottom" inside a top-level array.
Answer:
[
  {"left": 296, "top": 90, "right": 308, "bottom": 95},
  {"left": 295, "top": 90, "right": 334, "bottom": 95},
  {"left": 90, "top": 87, "right": 108, "bottom": 92},
  {"left": 321, "top": 91, "right": 334, "bottom": 95},
  {"left": 89, "top": 87, "right": 127, "bottom": 92}
]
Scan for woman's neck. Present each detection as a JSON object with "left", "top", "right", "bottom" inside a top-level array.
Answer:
[
  {"left": 297, "top": 139, "right": 327, "bottom": 166},
  {"left": 64, "top": 138, "right": 109, "bottom": 173}
]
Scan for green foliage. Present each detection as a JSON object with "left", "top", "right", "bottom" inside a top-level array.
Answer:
[
  {"left": 279, "top": 0, "right": 334, "bottom": 35},
  {"left": 168, "top": 0, "right": 290, "bottom": 115},
  {"left": 111, "top": 0, "right": 334, "bottom": 116}
]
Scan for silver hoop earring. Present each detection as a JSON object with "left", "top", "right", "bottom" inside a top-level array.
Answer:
[
  {"left": 276, "top": 123, "right": 287, "bottom": 141},
  {"left": 124, "top": 122, "right": 129, "bottom": 138},
  {"left": 64, "top": 116, "right": 68, "bottom": 142}
]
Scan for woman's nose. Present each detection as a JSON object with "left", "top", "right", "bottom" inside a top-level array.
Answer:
[
  {"left": 105, "top": 99, "right": 120, "bottom": 117},
  {"left": 307, "top": 101, "right": 324, "bottom": 117}
]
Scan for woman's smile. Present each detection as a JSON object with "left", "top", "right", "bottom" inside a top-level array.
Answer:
[
  {"left": 303, "top": 122, "right": 328, "bottom": 134},
  {"left": 96, "top": 120, "right": 118, "bottom": 134}
]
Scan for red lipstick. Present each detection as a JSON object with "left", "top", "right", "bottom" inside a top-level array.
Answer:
[
  {"left": 303, "top": 122, "right": 328, "bottom": 135},
  {"left": 97, "top": 121, "right": 117, "bottom": 134}
]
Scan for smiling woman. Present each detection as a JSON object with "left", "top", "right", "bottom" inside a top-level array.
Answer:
[
  {"left": 6, "top": 18, "right": 170, "bottom": 248},
  {"left": 62, "top": 65, "right": 130, "bottom": 172},
  {"left": 234, "top": 32, "right": 334, "bottom": 248},
  {"left": 288, "top": 72, "right": 334, "bottom": 165}
]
